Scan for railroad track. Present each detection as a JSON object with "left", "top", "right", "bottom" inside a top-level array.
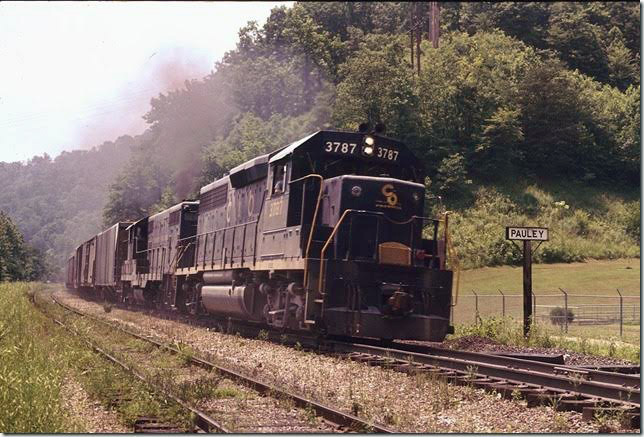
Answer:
[
  {"left": 34, "top": 296, "right": 229, "bottom": 433},
  {"left": 49, "top": 291, "right": 393, "bottom": 433},
  {"left": 324, "top": 340, "right": 640, "bottom": 428},
  {"left": 345, "top": 337, "right": 640, "bottom": 394},
  {"left": 57, "top": 288, "right": 640, "bottom": 429}
]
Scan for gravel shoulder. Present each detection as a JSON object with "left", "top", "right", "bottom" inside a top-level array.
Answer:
[
  {"left": 55, "top": 289, "right": 636, "bottom": 433},
  {"left": 60, "top": 374, "right": 129, "bottom": 433}
]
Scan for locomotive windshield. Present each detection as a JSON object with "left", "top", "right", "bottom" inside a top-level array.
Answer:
[{"left": 319, "top": 156, "right": 420, "bottom": 182}]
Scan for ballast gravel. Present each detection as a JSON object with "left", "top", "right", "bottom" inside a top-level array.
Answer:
[
  {"left": 60, "top": 374, "right": 128, "bottom": 433},
  {"left": 56, "top": 290, "right": 636, "bottom": 433}
]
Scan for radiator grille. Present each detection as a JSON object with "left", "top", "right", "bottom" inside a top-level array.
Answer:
[{"left": 200, "top": 184, "right": 228, "bottom": 212}]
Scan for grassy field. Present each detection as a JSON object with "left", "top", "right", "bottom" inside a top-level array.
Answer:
[
  {"left": 449, "top": 259, "right": 641, "bottom": 360},
  {"left": 457, "top": 258, "right": 640, "bottom": 294}
]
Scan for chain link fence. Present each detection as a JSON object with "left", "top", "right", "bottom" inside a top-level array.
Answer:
[{"left": 452, "top": 289, "right": 640, "bottom": 338}]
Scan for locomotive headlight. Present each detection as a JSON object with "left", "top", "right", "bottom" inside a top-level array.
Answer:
[
  {"left": 362, "top": 135, "right": 375, "bottom": 156},
  {"left": 351, "top": 185, "right": 363, "bottom": 197}
]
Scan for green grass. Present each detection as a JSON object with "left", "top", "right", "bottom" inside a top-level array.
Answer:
[
  {"left": 449, "top": 259, "right": 641, "bottom": 361},
  {"left": 0, "top": 283, "right": 79, "bottom": 433},
  {"left": 457, "top": 258, "right": 640, "bottom": 294},
  {"left": 446, "top": 183, "right": 640, "bottom": 269},
  {"left": 452, "top": 317, "right": 640, "bottom": 363},
  {"left": 0, "top": 283, "right": 197, "bottom": 432}
]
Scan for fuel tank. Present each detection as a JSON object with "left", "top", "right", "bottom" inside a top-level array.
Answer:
[{"left": 201, "top": 284, "right": 262, "bottom": 320}]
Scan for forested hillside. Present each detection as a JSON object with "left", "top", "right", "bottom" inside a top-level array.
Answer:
[
  {"left": 0, "top": 136, "right": 134, "bottom": 274},
  {"left": 1, "top": 2, "right": 639, "bottom": 276},
  {"left": 103, "top": 1, "right": 640, "bottom": 268}
]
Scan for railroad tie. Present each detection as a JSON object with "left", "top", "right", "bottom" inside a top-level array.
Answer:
[{"left": 133, "top": 417, "right": 184, "bottom": 433}]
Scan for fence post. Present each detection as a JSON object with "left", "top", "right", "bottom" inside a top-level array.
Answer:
[
  {"left": 616, "top": 288, "right": 623, "bottom": 337},
  {"left": 498, "top": 289, "right": 505, "bottom": 318},
  {"left": 559, "top": 288, "right": 568, "bottom": 334},
  {"left": 472, "top": 290, "right": 480, "bottom": 325}
]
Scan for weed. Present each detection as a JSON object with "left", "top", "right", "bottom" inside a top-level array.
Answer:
[
  {"left": 382, "top": 408, "right": 397, "bottom": 426},
  {"left": 212, "top": 386, "right": 244, "bottom": 399},
  {"left": 551, "top": 412, "right": 570, "bottom": 433},
  {"left": 593, "top": 409, "right": 620, "bottom": 433},
  {"left": 510, "top": 388, "right": 523, "bottom": 402},
  {"left": 257, "top": 329, "right": 269, "bottom": 341},
  {"left": 453, "top": 316, "right": 640, "bottom": 363},
  {"left": 304, "top": 404, "right": 317, "bottom": 424}
]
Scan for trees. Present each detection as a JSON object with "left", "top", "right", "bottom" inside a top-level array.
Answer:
[
  {"left": 0, "top": 212, "right": 47, "bottom": 281},
  {"left": 102, "top": 156, "right": 169, "bottom": 226},
  {"left": 333, "top": 34, "right": 419, "bottom": 142},
  {"left": 2, "top": 1, "right": 639, "bottom": 276}
]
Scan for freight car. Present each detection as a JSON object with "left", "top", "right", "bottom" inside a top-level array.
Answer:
[{"left": 66, "top": 128, "right": 454, "bottom": 341}]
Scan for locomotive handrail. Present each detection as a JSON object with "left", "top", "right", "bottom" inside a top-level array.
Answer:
[
  {"left": 289, "top": 173, "right": 324, "bottom": 290},
  {"left": 318, "top": 208, "right": 358, "bottom": 299},
  {"left": 179, "top": 217, "right": 261, "bottom": 241},
  {"left": 442, "top": 211, "right": 461, "bottom": 307}
]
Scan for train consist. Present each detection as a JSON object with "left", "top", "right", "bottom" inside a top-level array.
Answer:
[{"left": 66, "top": 129, "right": 454, "bottom": 341}]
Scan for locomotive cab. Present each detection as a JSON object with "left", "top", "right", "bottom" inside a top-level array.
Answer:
[{"left": 264, "top": 130, "right": 454, "bottom": 341}]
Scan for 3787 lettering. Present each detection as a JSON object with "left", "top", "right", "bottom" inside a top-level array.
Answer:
[
  {"left": 323, "top": 141, "right": 399, "bottom": 161},
  {"left": 324, "top": 141, "right": 357, "bottom": 154}
]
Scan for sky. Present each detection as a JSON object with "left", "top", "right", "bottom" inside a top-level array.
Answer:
[{"left": 0, "top": 1, "right": 292, "bottom": 163}]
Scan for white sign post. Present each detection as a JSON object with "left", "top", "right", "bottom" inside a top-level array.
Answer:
[{"left": 505, "top": 226, "right": 549, "bottom": 336}]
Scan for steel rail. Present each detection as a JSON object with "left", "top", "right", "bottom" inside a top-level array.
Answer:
[
  {"left": 46, "top": 318, "right": 229, "bottom": 433},
  {"left": 326, "top": 341, "right": 640, "bottom": 407},
  {"left": 52, "top": 293, "right": 394, "bottom": 433},
  {"left": 352, "top": 339, "right": 641, "bottom": 390},
  {"left": 59, "top": 288, "right": 639, "bottom": 419}
]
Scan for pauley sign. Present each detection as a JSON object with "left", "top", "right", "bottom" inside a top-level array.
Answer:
[
  {"left": 504, "top": 225, "right": 548, "bottom": 337},
  {"left": 506, "top": 227, "right": 549, "bottom": 241}
]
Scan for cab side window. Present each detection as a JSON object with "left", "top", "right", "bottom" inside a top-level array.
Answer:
[{"left": 271, "top": 163, "right": 287, "bottom": 196}]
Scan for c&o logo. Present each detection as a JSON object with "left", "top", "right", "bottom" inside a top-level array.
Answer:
[{"left": 381, "top": 184, "right": 398, "bottom": 207}]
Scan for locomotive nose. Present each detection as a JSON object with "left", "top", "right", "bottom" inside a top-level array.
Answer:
[{"left": 331, "top": 175, "right": 425, "bottom": 222}]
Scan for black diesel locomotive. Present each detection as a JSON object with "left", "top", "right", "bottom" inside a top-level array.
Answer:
[{"left": 66, "top": 129, "right": 454, "bottom": 341}]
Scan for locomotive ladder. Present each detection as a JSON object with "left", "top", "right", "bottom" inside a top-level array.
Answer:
[{"left": 164, "top": 240, "right": 194, "bottom": 308}]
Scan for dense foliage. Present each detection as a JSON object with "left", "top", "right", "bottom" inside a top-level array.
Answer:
[
  {"left": 0, "top": 213, "right": 47, "bottom": 281},
  {"left": 0, "top": 2, "right": 639, "bottom": 276},
  {"left": 0, "top": 137, "right": 133, "bottom": 275}
]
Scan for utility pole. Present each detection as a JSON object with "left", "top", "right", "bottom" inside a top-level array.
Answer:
[
  {"left": 430, "top": 2, "right": 440, "bottom": 49},
  {"left": 410, "top": 5, "right": 415, "bottom": 69},
  {"left": 416, "top": 2, "right": 421, "bottom": 75},
  {"left": 410, "top": 2, "right": 440, "bottom": 74}
]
